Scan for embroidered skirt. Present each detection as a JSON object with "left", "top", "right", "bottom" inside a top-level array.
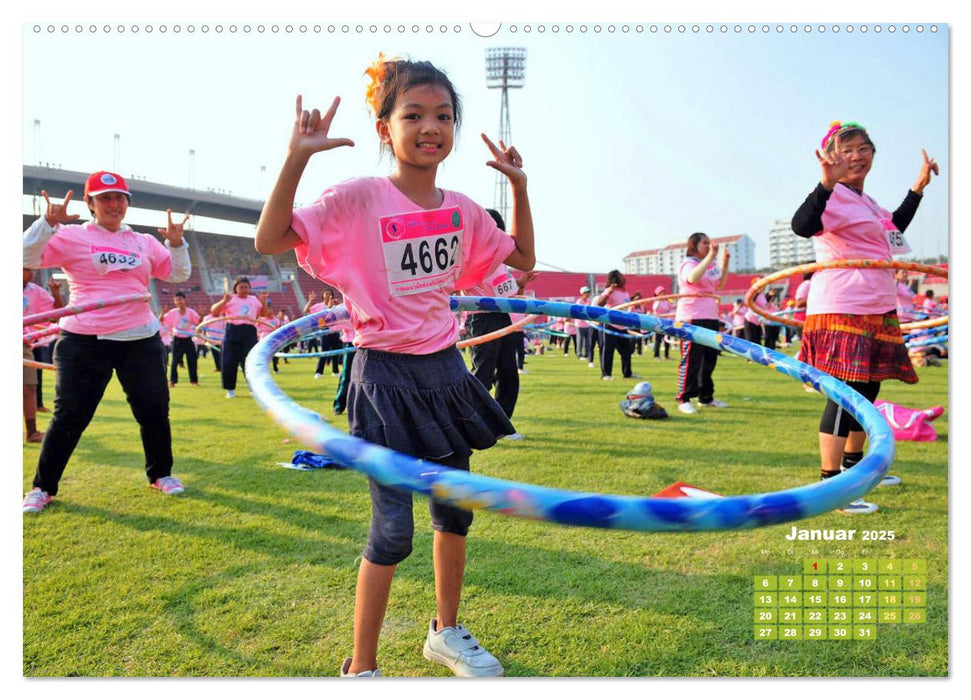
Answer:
[{"left": 798, "top": 312, "right": 918, "bottom": 384}]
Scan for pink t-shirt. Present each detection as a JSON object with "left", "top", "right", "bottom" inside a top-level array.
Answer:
[
  {"left": 652, "top": 299, "right": 673, "bottom": 317},
  {"left": 807, "top": 184, "right": 896, "bottom": 315},
  {"left": 201, "top": 314, "right": 225, "bottom": 343},
  {"left": 598, "top": 288, "right": 630, "bottom": 330},
  {"left": 676, "top": 258, "right": 720, "bottom": 321},
  {"left": 793, "top": 279, "right": 811, "bottom": 323},
  {"left": 222, "top": 294, "right": 263, "bottom": 326},
  {"left": 895, "top": 283, "right": 916, "bottom": 321},
  {"left": 744, "top": 293, "right": 767, "bottom": 325},
  {"left": 161, "top": 307, "right": 201, "bottom": 339},
  {"left": 291, "top": 177, "right": 515, "bottom": 355},
  {"left": 574, "top": 296, "right": 592, "bottom": 328},
  {"left": 40, "top": 222, "right": 173, "bottom": 335},
  {"left": 23, "top": 282, "right": 58, "bottom": 347},
  {"left": 732, "top": 306, "right": 747, "bottom": 329}
]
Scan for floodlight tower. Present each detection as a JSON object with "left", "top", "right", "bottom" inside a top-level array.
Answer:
[{"left": 485, "top": 47, "right": 526, "bottom": 225}]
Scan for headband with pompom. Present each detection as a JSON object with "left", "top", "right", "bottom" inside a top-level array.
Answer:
[{"left": 821, "top": 120, "right": 867, "bottom": 150}]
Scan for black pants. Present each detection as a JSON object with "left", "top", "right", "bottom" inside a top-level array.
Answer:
[
  {"left": 563, "top": 334, "right": 576, "bottom": 356},
  {"left": 653, "top": 331, "right": 670, "bottom": 358},
  {"left": 677, "top": 318, "right": 721, "bottom": 404},
  {"left": 315, "top": 332, "right": 343, "bottom": 375},
  {"left": 577, "top": 326, "right": 592, "bottom": 360},
  {"left": 210, "top": 346, "right": 221, "bottom": 371},
  {"left": 744, "top": 320, "right": 764, "bottom": 346},
  {"left": 601, "top": 330, "right": 633, "bottom": 378},
  {"left": 513, "top": 331, "right": 526, "bottom": 370},
  {"left": 764, "top": 325, "right": 781, "bottom": 351},
  {"left": 32, "top": 344, "right": 52, "bottom": 408},
  {"left": 221, "top": 324, "right": 258, "bottom": 391},
  {"left": 32, "top": 331, "right": 172, "bottom": 496},
  {"left": 468, "top": 312, "right": 520, "bottom": 419},
  {"left": 170, "top": 336, "right": 198, "bottom": 384}
]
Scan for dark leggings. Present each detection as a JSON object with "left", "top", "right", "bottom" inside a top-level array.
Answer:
[{"left": 819, "top": 381, "right": 881, "bottom": 437}]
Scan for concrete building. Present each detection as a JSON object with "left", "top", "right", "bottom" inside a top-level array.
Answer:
[{"left": 768, "top": 218, "right": 816, "bottom": 268}]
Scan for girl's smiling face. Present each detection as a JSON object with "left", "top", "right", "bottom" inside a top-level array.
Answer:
[{"left": 378, "top": 83, "right": 455, "bottom": 169}]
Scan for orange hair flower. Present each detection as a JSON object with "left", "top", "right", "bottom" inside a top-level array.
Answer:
[{"left": 364, "top": 53, "right": 388, "bottom": 115}]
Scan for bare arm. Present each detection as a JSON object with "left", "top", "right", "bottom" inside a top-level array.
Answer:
[
  {"left": 255, "top": 95, "right": 354, "bottom": 255},
  {"left": 482, "top": 134, "right": 535, "bottom": 271}
]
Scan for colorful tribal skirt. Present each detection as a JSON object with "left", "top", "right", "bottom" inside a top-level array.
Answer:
[{"left": 798, "top": 312, "right": 918, "bottom": 384}]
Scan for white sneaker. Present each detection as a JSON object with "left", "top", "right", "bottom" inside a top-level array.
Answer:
[
  {"left": 314, "top": 373, "right": 322, "bottom": 379},
  {"left": 678, "top": 401, "right": 698, "bottom": 415},
  {"left": 500, "top": 432, "right": 525, "bottom": 441},
  {"left": 699, "top": 399, "right": 729, "bottom": 408},
  {"left": 602, "top": 375, "right": 614, "bottom": 381},
  {"left": 588, "top": 362, "right": 595, "bottom": 368},
  {"left": 839, "top": 498, "right": 879, "bottom": 514},
  {"left": 226, "top": 390, "right": 236, "bottom": 399},
  {"left": 340, "top": 657, "right": 381, "bottom": 677},
  {"left": 423, "top": 619, "right": 503, "bottom": 677},
  {"left": 878, "top": 475, "right": 901, "bottom": 487},
  {"left": 518, "top": 369, "right": 529, "bottom": 375}
]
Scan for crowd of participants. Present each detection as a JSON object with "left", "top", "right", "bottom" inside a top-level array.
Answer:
[{"left": 20, "top": 58, "right": 944, "bottom": 680}]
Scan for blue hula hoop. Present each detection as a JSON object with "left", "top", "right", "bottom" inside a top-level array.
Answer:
[
  {"left": 274, "top": 346, "right": 357, "bottom": 359},
  {"left": 245, "top": 297, "right": 894, "bottom": 532},
  {"left": 906, "top": 334, "right": 948, "bottom": 348}
]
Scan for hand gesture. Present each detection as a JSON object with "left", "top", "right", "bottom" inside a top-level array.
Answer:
[
  {"left": 158, "top": 209, "right": 190, "bottom": 247},
  {"left": 48, "top": 278, "right": 62, "bottom": 296},
  {"left": 709, "top": 242, "right": 720, "bottom": 261},
  {"left": 42, "top": 190, "right": 81, "bottom": 228},
  {"left": 815, "top": 136, "right": 849, "bottom": 190},
  {"left": 912, "top": 149, "right": 939, "bottom": 195},
  {"left": 290, "top": 95, "right": 355, "bottom": 159},
  {"left": 518, "top": 270, "right": 538, "bottom": 288},
  {"left": 482, "top": 134, "right": 526, "bottom": 188}
]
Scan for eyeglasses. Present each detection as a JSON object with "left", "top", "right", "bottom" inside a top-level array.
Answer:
[{"left": 838, "top": 146, "right": 874, "bottom": 157}]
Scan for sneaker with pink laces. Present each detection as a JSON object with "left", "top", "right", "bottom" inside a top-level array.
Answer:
[
  {"left": 23, "top": 488, "right": 52, "bottom": 514},
  {"left": 152, "top": 476, "right": 185, "bottom": 495}
]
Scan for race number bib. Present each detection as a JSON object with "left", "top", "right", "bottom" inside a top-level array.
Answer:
[
  {"left": 487, "top": 268, "right": 517, "bottom": 297},
  {"left": 381, "top": 207, "right": 463, "bottom": 297},
  {"left": 90, "top": 245, "right": 142, "bottom": 275},
  {"left": 882, "top": 219, "right": 911, "bottom": 255}
]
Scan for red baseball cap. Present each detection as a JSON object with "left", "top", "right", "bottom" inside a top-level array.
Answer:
[{"left": 84, "top": 171, "right": 131, "bottom": 199}]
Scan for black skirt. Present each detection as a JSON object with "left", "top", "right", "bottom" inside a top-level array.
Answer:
[{"left": 347, "top": 345, "right": 515, "bottom": 460}]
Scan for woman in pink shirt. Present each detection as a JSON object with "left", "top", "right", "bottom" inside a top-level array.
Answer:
[
  {"left": 675, "top": 232, "right": 730, "bottom": 414},
  {"left": 254, "top": 57, "right": 534, "bottom": 677},
  {"left": 595, "top": 270, "right": 637, "bottom": 381},
  {"left": 210, "top": 276, "right": 268, "bottom": 398},
  {"left": 651, "top": 284, "right": 674, "bottom": 360},
  {"left": 21, "top": 172, "right": 191, "bottom": 513},
  {"left": 791, "top": 121, "right": 938, "bottom": 513}
]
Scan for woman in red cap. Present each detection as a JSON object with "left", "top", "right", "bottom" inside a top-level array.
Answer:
[{"left": 21, "top": 171, "right": 192, "bottom": 514}]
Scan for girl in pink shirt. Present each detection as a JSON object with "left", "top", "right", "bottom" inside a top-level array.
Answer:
[
  {"left": 651, "top": 284, "right": 673, "bottom": 360},
  {"left": 21, "top": 172, "right": 191, "bottom": 513},
  {"left": 791, "top": 121, "right": 938, "bottom": 513},
  {"left": 210, "top": 276, "right": 269, "bottom": 398},
  {"left": 254, "top": 56, "right": 535, "bottom": 678},
  {"left": 675, "top": 232, "right": 730, "bottom": 413}
]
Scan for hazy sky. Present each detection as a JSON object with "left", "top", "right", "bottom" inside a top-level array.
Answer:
[{"left": 19, "top": 17, "right": 948, "bottom": 272}]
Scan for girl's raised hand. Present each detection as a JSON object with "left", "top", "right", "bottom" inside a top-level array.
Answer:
[
  {"left": 816, "top": 135, "right": 849, "bottom": 190},
  {"left": 912, "top": 149, "right": 939, "bottom": 195},
  {"left": 482, "top": 134, "right": 526, "bottom": 187},
  {"left": 290, "top": 95, "right": 355, "bottom": 158},
  {"left": 42, "top": 190, "right": 81, "bottom": 227},
  {"left": 158, "top": 209, "right": 190, "bottom": 247}
]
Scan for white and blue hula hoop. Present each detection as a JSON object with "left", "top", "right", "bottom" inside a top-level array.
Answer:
[
  {"left": 245, "top": 297, "right": 894, "bottom": 532},
  {"left": 906, "top": 334, "right": 948, "bottom": 349}
]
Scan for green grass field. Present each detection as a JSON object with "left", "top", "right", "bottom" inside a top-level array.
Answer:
[{"left": 22, "top": 344, "right": 949, "bottom": 677}]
